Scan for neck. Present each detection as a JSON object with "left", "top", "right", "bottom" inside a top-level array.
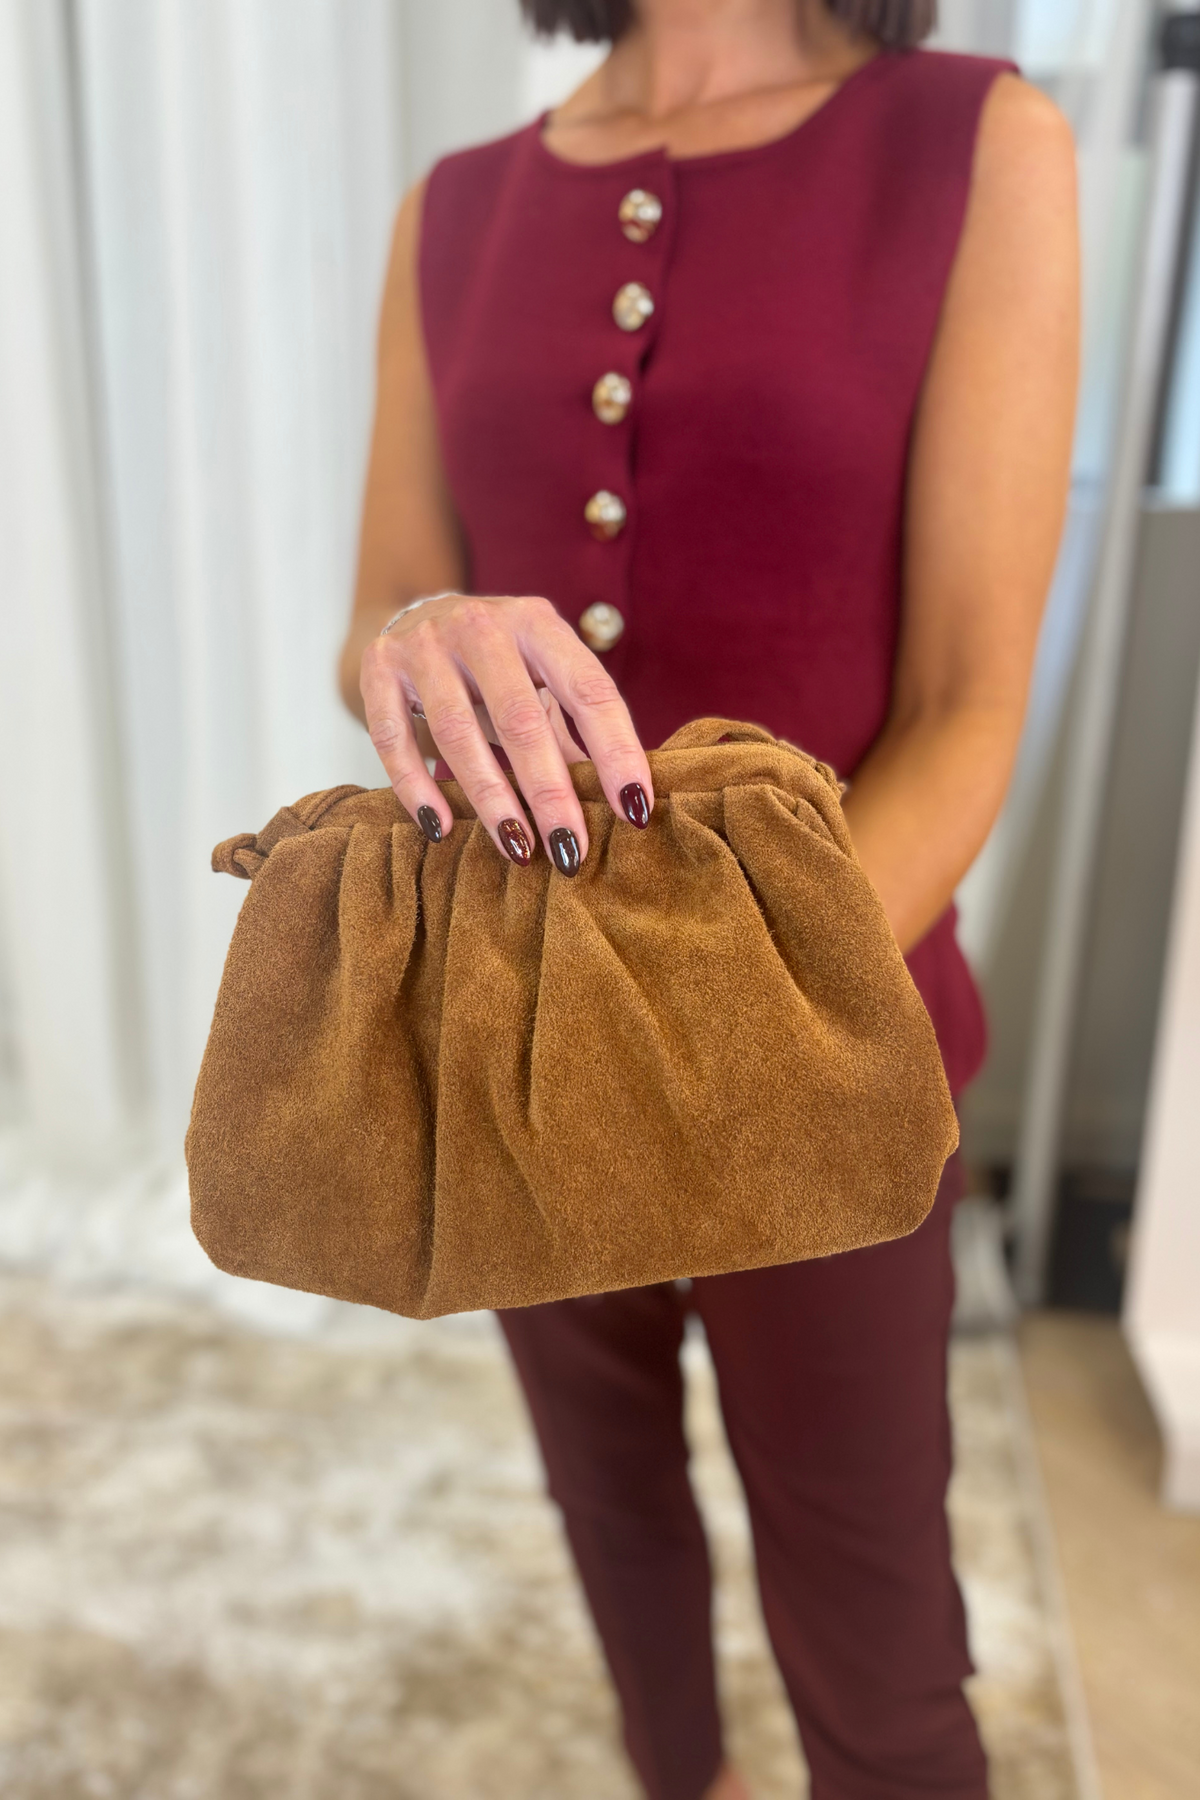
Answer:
[{"left": 600, "top": 0, "right": 869, "bottom": 121}]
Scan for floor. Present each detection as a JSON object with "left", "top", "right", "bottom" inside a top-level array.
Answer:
[
  {"left": 0, "top": 1272, "right": 1078, "bottom": 1800},
  {"left": 1019, "top": 1314, "right": 1200, "bottom": 1800}
]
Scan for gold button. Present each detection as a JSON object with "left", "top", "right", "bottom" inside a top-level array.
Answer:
[
  {"left": 592, "top": 371, "right": 632, "bottom": 424},
  {"left": 618, "top": 189, "right": 662, "bottom": 243},
  {"left": 579, "top": 602, "right": 626, "bottom": 652},
  {"left": 613, "top": 282, "right": 654, "bottom": 332},
  {"left": 584, "top": 490, "right": 627, "bottom": 539}
]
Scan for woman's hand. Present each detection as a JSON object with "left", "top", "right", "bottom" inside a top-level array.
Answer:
[
  {"left": 341, "top": 183, "right": 650, "bottom": 869},
  {"left": 358, "top": 591, "right": 654, "bottom": 872}
]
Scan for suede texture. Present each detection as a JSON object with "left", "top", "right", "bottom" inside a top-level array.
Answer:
[{"left": 187, "top": 719, "right": 958, "bottom": 1318}]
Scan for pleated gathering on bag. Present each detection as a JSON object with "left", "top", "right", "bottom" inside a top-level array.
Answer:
[{"left": 186, "top": 718, "right": 958, "bottom": 1318}]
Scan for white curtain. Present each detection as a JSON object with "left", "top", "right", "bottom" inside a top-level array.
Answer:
[
  {"left": 0, "top": 0, "right": 539, "bottom": 1164},
  {"left": 1, "top": 0, "right": 139, "bottom": 1162},
  {"left": 75, "top": 0, "right": 403, "bottom": 1157}
]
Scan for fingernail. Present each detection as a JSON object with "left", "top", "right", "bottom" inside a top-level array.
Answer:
[
  {"left": 417, "top": 805, "right": 443, "bottom": 844},
  {"left": 498, "top": 819, "right": 532, "bottom": 866},
  {"left": 549, "top": 827, "right": 581, "bottom": 877},
  {"left": 620, "top": 782, "right": 650, "bottom": 829}
]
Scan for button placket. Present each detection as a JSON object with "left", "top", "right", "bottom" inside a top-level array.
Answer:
[{"left": 578, "top": 165, "right": 674, "bottom": 656}]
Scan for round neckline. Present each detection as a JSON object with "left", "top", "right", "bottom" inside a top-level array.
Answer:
[{"left": 534, "top": 50, "right": 892, "bottom": 176}]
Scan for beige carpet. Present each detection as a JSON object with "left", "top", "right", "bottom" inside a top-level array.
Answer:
[
  {"left": 0, "top": 1272, "right": 1083, "bottom": 1798},
  {"left": 1020, "top": 1313, "right": 1200, "bottom": 1800}
]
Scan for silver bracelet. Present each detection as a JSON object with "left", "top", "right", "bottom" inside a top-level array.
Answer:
[{"left": 379, "top": 591, "right": 454, "bottom": 636}]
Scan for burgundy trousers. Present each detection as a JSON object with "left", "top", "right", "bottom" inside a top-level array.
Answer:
[{"left": 497, "top": 1165, "right": 988, "bottom": 1800}]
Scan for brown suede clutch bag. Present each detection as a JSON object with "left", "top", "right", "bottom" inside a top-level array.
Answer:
[{"left": 187, "top": 717, "right": 957, "bottom": 1318}]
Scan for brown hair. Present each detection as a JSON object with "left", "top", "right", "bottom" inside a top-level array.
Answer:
[{"left": 520, "top": 0, "right": 936, "bottom": 50}]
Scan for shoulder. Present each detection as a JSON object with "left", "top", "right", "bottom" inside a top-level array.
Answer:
[
  {"left": 973, "top": 70, "right": 1076, "bottom": 198},
  {"left": 384, "top": 121, "right": 534, "bottom": 291},
  {"left": 886, "top": 49, "right": 1073, "bottom": 162},
  {"left": 413, "top": 122, "right": 542, "bottom": 352},
  {"left": 886, "top": 46, "right": 1017, "bottom": 99},
  {"left": 872, "top": 49, "right": 1053, "bottom": 148},
  {"left": 424, "top": 121, "right": 539, "bottom": 218},
  {"left": 935, "top": 72, "right": 1078, "bottom": 378},
  {"left": 948, "top": 73, "right": 1077, "bottom": 285},
  {"left": 417, "top": 121, "right": 542, "bottom": 287},
  {"left": 866, "top": 51, "right": 1074, "bottom": 242}
]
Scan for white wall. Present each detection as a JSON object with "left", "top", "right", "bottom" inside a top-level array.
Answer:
[
  {"left": 1126, "top": 670, "right": 1200, "bottom": 1508},
  {"left": 963, "top": 506, "right": 1200, "bottom": 1170}
]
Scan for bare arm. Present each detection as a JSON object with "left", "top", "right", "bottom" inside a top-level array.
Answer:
[
  {"left": 339, "top": 182, "right": 467, "bottom": 713},
  {"left": 340, "top": 182, "right": 654, "bottom": 868},
  {"left": 842, "top": 75, "right": 1079, "bottom": 952}
]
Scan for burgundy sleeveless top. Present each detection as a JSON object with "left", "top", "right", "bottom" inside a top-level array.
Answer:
[{"left": 419, "top": 49, "right": 1012, "bottom": 1095}]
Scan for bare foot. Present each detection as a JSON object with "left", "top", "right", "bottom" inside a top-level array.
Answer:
[{"left": 703, "top": 1765, "right": 752, "bottom": 1800}]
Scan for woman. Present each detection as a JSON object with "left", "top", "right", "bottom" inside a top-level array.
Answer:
[{"left": 340, "top": 0, "right": 1078, "bottom": 1793}]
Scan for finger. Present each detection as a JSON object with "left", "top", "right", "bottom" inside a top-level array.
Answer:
[
  {"left": 402, "top": 634, "right": 544, "bottom": 869},
  {"left": 460, "top": 626, "right": 592, "bottom": 874},
  {"left": 541, "top": 689, "right": 589, "bottom": 766},
  {"left": 517, "top": 605, "right": 654, "bottom": 829},
  {"left": 477, "top": 690, "right": 581, "bottom": 767},
  {"left": 483, "top": 690, "right": 588, "bottom": 774},
  {"left": 359, "top": 637, "right": 453, "bottom": 844},
  {"left": 412, "top": 700, "right": 493, "bottom": 764}
]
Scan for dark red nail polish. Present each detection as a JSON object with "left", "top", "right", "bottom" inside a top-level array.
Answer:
[
  {"left": 549, "top": 827, "right": 581, "bottom": 877},
  {"left": 620, "top": 782, "right": 650, "bottom": 829},
  {"left": 417, "top": 805, "right": 442, "bottom": 844},
  {"left": 498, "top": 819, "right": 532, "bottom": 866}
]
